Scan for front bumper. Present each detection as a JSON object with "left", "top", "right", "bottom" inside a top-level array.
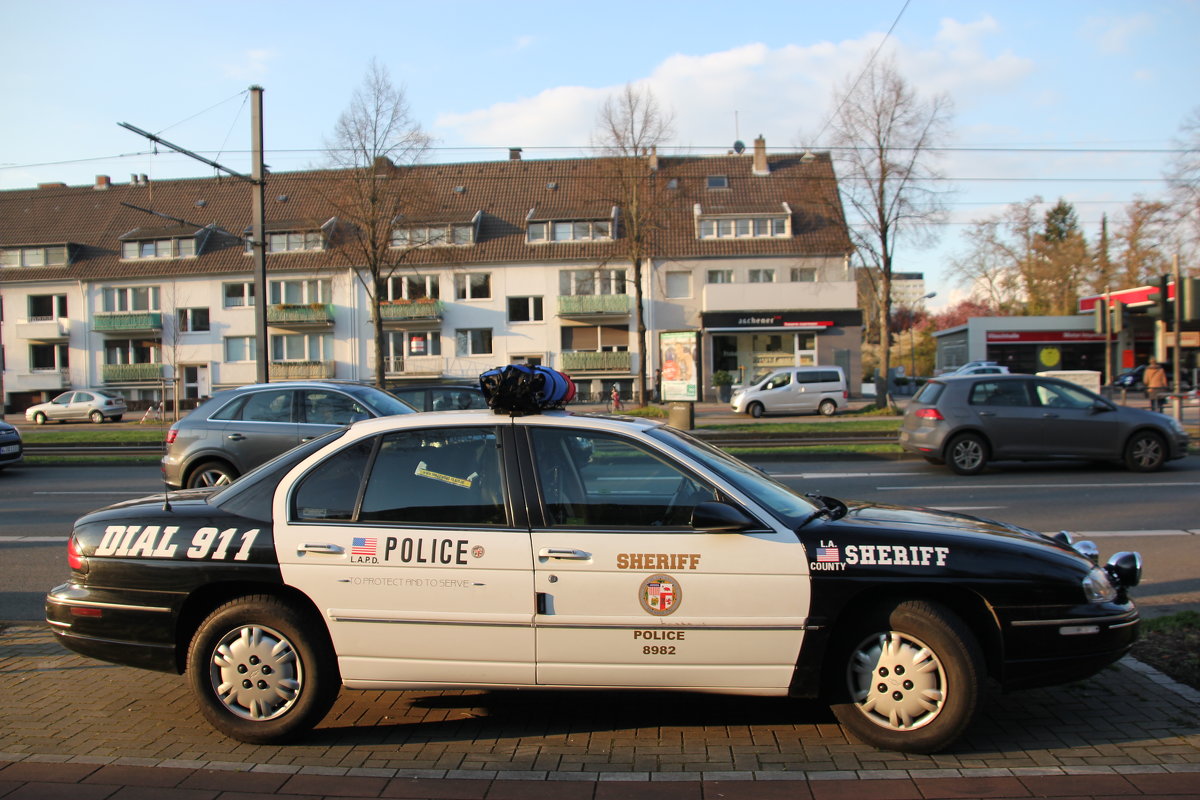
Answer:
[{"left": 996, "top": 601, "right": 1140, "bottom": 689}]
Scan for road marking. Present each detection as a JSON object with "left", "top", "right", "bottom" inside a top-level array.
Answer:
[
  {"left": 876, "top": 482, "right": 1200, "bottom": 491},
  {"left": 0, "top": 536, "right": 69, "bottom": 543}
]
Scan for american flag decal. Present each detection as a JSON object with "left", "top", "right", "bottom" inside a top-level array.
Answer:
[
  {"left": 816, "top": 545, "right": 840, "bottom": 563},
  {"left": 351, "top": 537, "right": 377, "bottom": 556}
]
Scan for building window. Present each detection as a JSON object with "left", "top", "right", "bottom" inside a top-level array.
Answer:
[
  {"left": 121, "top": 238, "right": 194, "bottom": 259},
  {"left": 749, "top": 269, "right": 776, "bottom": 284},
  {"left": 559, "top": 268, "right": 626, "bottom": 296},
  {"left": 271, "top": 333, "right": 332, "bottom": 362},
  {"left": 528, "top": 219, "right": 612, "bottom": 243},
  {"left": 177, "top": 308, "right": 211, "bottom": 332},
  {"left": 267, "top": 231, "right": 323, "bottom": 252},
  {"left": 664, "top": 271, "right": 692, "bottom": 299},
  {"left": 455, "top": 328, "right": 493, "bottom": 356},
  {"left": 392, "top": 223, "right": 474, "bottom": 247},
  {"left": 699, "top": 216, "right": 789, "bottom": 239},
  {"left": 404, "top": 331, "right": 440, "bottom": 357},
  {"left": 791, "top": 267, "right": 817, "bottom": 282},
  {"left": 29, "top": 294, "right": 68, "bottom": 320},
  {"left": 30, "top": 343, "right": 69, "bottom": 370},
  {"left": 225, "top": 336, "right": 257, "bottom": 362},
  {"left": 1, "top": 245, "right": 67, "bottom": 267},
  {"left": 105, "top": 338, "right": 159, "bottom": 365},
  {"left": 706, "top": 270, "right": 733, "bottom": 284},
  {"left": 270, "top": 279, "right": 331, "bottom": 305},
  {"left": 508, "top": 296, "right": 544, "bottom": 323},
  {"left": 385, "top": 274, "right": 439, "bottom": 301},
  {"left": 102, "top": 286, "right": 160, "bottom": 312},
  {"left": 706, "top": 175, "right": 729, "bottom": 190},
  {"left": 454, "top": 273, "right": 491, "bottom": 300},
  {"left": 223, "top": 282, "right": 256, "bottom": 308}
]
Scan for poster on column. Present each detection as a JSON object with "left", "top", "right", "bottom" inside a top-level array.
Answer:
[{"left": 659, "top": 331, "right": 698, "bottom": 402}]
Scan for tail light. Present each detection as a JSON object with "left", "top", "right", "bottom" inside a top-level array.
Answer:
[
  {"left": 67, "top": 535, "right": 88, "bottom": 574},
  {"left": 915, "top": 408, "right": 945, "bottom": 421},
  {"left": 165, "top": 428, "right": 178, "bottom": 445},
  {"left": 842, "top": 390, "right": 848, "bottom": 399}
]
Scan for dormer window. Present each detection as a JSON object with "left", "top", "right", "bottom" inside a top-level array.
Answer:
[
  {"left": 120, "top": 226, "right": 204, "bottom": 260},
  {"left": 1, "top": 244, "right": 70, "bottom": 268},
  {"left": 392, "top": 211, "right": 481, "bottom": 248},
  {"left": 706, "top": 175, "right": 729, "bottom": 190},
  {"left": 695, "top": 202, "right": 793, "bottom": 240},
  {"left": 526, "top": 205, "right": 616, "bottom": 244},
  {"left": 244, "top": 218, "right": 334, "bottom": 253}
]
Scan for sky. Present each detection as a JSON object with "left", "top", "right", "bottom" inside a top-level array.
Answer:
[{"left": 2, "top": 0, "right": 1197, "bottom": 307}]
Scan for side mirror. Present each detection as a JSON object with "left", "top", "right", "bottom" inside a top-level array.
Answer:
[
  {"left": 691, "top": 501, "right": 756, "bottom": 532},
  {"left": 1090, "top": 400, "right": 1114, "bottom": 414}
]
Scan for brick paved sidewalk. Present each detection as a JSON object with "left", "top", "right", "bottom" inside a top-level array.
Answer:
[{"left": 2, "top": 624, "right": 1198, "bottom": 797}]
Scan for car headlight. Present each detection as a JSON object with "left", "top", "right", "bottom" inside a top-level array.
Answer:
[
  {"left": 1082, "top": 566, "right": 1118, "bottom": 604},
  {"left": 1165, "top": 416, "right": 1186, "bottom": 435}
]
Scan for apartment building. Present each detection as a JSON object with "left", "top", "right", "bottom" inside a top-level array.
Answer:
[{"left": 0, "top": 137, "right": 859, "bottom": 411}]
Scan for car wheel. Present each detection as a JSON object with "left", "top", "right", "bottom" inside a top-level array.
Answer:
[
  {"left": 33, "top": 412, "right": 47, "bottom": 425},
  {"left": 1124, "top": 431, "right": 1166, "bottom": 473},
  {"left": 819, "top": 399, "right": 837, "bottom": 417},
  {"left": 187, "top": 460, "right": 238, "bottom": 488},
  {"left": 186, "top": 595, "right": 340, "bottom": 744},
  {"left": 829, "top": 600, "right": 983, "bottom": 754},
  {"left": 946, "top": 433, "right": 988, "bottom": 476},
  {"left": 89, "top": 410, "right": 105, "bottom": 424},
  {"left": 748, "top": 402, "right": 765, "bottom": 419}
]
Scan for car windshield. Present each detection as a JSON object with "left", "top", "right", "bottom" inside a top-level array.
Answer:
[
  {"left": 207, "top": 428, "right": 348, "bottom": 518},
  {"left": 646, "top": 426, "right": 817, "bottom": 528},
  {"left": 348, "top": 386, "right": 417, "bottom": 416}
]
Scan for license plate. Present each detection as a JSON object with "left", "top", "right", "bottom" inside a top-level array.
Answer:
[{"left": 0, "top": 445, "right": 18, "bottom": 455}]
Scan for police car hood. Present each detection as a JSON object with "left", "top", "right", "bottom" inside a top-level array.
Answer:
[{"left": 841, "top": 500, "right": 1049, "bottom": 544}]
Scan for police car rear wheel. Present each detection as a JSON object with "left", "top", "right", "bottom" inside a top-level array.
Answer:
[
  {"left": 187, "top": 595, "right": 340, "bottom": 744},
  {"left": 829, "top": 600, "right": 983, "bottom": 753}
]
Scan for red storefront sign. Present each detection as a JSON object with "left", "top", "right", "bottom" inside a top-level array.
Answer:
[{"left": 986, "top": 330, "right": 1108, "bottom": 343}]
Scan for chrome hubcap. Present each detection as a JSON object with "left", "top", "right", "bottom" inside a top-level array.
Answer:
[
  {"left": 196, "top": 470, "right": 232, "bottom": 487},
  {"left": 210, "top": 625, "right": 302, "bottom": 721},
  {"left": 847, "top": 631, "right": 946, "bottom": 731}
]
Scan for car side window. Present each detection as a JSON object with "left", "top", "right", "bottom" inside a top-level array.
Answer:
[
  {"left": 75, "top": 392, "right": 93, "bottom": 403},
  {"left": 358, "top": 427, "right": 505, "bottom": 526},
  {"left": 292, "top": 440, "right": 375, "bottom": 521},
  {"left": 969, "top": 381, "right": 1029, "bottom": 406},
  {"left": 765, "top": 372, "right": 791, "bottom": 390},
  {"left": 301, "top": 390, "right": 368, "bottom": 425},
  {"left": 238, "top": 390, "right": 295, "bottom": 423},
  {"left": 1034, "top": 381, "right": 1093, "bottom": 410},
  {"left": 531, "top": 428, "right": 716, "bottom": 528}
]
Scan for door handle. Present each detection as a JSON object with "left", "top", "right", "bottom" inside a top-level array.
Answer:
[
  {"left": 978, "top": 411, "right": 995, "bottom": 417},
  {"left": 298, "top": 543, "right": 344, "bottom": 555},
  {"left": 538, "top": 547, "right": 591, "bottom": 560},
  {"left": 301, "top": 436, "right": 316, "bottom": 442},
  {"left": 226, "top": 433, "right": 246, "bottom": 441}
]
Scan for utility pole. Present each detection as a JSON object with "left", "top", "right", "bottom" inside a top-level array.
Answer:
[
  {"left": 118, "top": 84, "right": 269, "bottom": 383},
  {"left": 1172, "top": 254, "right": 1182, "bottom": 420}
]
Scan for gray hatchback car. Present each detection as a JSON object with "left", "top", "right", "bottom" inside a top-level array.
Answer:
[
  {"left": 162, "top": 381, "right": 415, "bottom": 488},
  {"left": 900, "top": 374, "right": 1189, "bottom": 475}
]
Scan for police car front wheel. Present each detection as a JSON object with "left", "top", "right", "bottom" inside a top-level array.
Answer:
[
  {"left": 829, "top": 600, "right": 983, "bottom": 754},
  {"left": 186, "top": 595, "right": 340, "bottom": 744}
]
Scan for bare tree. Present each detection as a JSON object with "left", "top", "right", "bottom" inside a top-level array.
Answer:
[
  {"left": 324, "top": 58, "right": 433, "bottom": 387},
  {"left": 1164, "top": 106, "right": 1200, "bottom": 267},
  {"left": 1114, "top": 198, "right": 1172, "bottom": 287},
  {"left": 823, "top": 56, "right": 952, "bottom": 407},
  {"left": 590, "top": 84, "right": 676, "bottom": 405}
]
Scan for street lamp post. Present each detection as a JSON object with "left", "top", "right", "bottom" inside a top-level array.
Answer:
[{"left": 909, "top": 291, "right": 937, "bottom": 387}]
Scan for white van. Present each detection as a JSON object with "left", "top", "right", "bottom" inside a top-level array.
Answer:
[{"left": 730, "top": 366, "right": 848, "bottom": 417}]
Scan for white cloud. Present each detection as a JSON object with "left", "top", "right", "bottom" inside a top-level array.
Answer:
[
  {"left": 222, "top": 49, "right": 276, "bottom": 81},
  {"left": 1082, "top": 14, "right": 1153, "bottom": 54},
  {"left": 434, "top": 19, "right": 1033, "bottom": 155}
]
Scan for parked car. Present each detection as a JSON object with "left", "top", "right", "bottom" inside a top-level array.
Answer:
[
  {"left": 950, "top": 364, "right": 1010, "bottom": 376},
  {"left": 389, "top": 383, "right": 489, "bottom": 412},
  {"left": 25, "top": 389, "right": 127, "bottom": 424},
  {"left": 900, "top": 374, "right": 1189, "bottom": 475},
  {"left": 0, "top": 419, "right": 23, "bottom": 471},
  {"left": 1113, "top": 363, "right": 1193, "bottom": 392},
  {"left": 730, "top": 366, "right": 847, "bottom": 417},
  {"left": 161, "top": 381, "right": 416, "bottom": 489},
  {"left": 48, "top": 372, "right": 1143, "bottom": 754}
]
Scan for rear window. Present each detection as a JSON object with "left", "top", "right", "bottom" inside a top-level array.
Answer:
[{"left": 913, "top": 381, "right": 945, "bottom": 404}]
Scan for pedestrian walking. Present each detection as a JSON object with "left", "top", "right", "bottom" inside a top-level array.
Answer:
[
  {"left": 610, "top": 385, "right": 622, "bottom": 412},
  {"left": 1144, "top": 357, "right": 1168, "bottom": 412}
]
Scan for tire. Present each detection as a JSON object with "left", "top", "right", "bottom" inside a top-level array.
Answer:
[
  {"left": 828, "top": 600, "right": 984, "bottom": 754},
  {"left": 1124, "top": 431, "right": 1166, "bottom": 473},
  {"left": 748, "top": 402, "right": 765, "bottom": 419},
  {"left": 33, "top": 412, "right": 47, "bottom": 425},
  {"left": 186, "top": 595, "right": 340, "bottom": 744},
  {"left": 946, "top": 433, "right": 987, "bottom": 476},
  {"left": 112, "top": 415, "right": 124, "bottom": 422},
  {"left": 818, "top": 399, "right": 837, "bottom": 417},
  {"left": 923, "top": 456, "right": 945, "bottom": 466},
  {"left": 187, "top": 460, "right": 238, "bottom": 488},
  {"left": 90, "top": 410, "right": 105, "bottom": 424}
]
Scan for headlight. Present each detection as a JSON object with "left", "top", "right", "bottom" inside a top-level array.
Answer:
[
  {"left": 1082, "top": 567, "right": 1118, "bottom": 604},
  {"left": 1165, "top": 416, "right": 1186, "bottom": 435}
]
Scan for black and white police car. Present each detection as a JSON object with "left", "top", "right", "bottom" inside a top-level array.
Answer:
[{"left": 47, "top": 367, "right": 1143, "bottom": 753}]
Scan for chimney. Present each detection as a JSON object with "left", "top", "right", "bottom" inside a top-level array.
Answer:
[
  {"left": 373, "top": 155, "right": 394, "bottom": 174},
  {"left": 648, "top": 146, "right": 659, "bottom": 171},
  {"left": 509, "top": 147, "right": 523, "bottom": 161},
  {"left": 140, "top": 174, "right": 149, "bottom": 185},
  {"left": 37, "top": 182, "right": 67, "bottom": 190},
  {"left": 131, "top": 174, "right": 139, "bottom": 185},
  {"left": 94, "top": 175, "right": 111, "bottom": 191},
  {"left": 752, "top": 135, "right": 769, "bottom": 176}
]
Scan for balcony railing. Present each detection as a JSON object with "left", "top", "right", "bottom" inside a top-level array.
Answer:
[
  {"left": 376, "top": 299, "right": 444, "bottom": 321},
  {"left": 267, "top": 303, "right": 334, "bottom": 326},
  {"left": 269, "top": 361, "right": 336, "bottom": 380},
  {"left": 382, "top": 355, "right": 444, "bottom": 376},
  {"left": 560, "top": 351, "right": 632, "bottom": 372},
  {"left": 102, "top": 363, "right": 163, "bottom": 382},
  {"left": 94, "top": 312, "right": 162, "bottom": 332},
  {"left": 557, "top": 294, "right": 632, "bottom": 316}
]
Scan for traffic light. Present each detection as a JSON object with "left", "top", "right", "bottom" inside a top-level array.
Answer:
[
  {"left": 1111, "top": 299, "right": 1124, "bottom": 333},
  {"left": 1093, "top": 301, "right": 1106, "bottom": 334},
  {"left": 1183, "top": 277, "right": 1200, "bottom": 323},
  {"left": 1154, "top": 275, "right": 1170, "bottom": 321}
]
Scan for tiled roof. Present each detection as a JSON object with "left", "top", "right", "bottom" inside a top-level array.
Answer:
[{"left": 0, "top": 150, "right": 851, "bottom": 285}]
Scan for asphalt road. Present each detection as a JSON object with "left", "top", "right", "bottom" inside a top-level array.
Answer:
[{"left": 3, "top": 457, "right": 1199, "bottom": 622}]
